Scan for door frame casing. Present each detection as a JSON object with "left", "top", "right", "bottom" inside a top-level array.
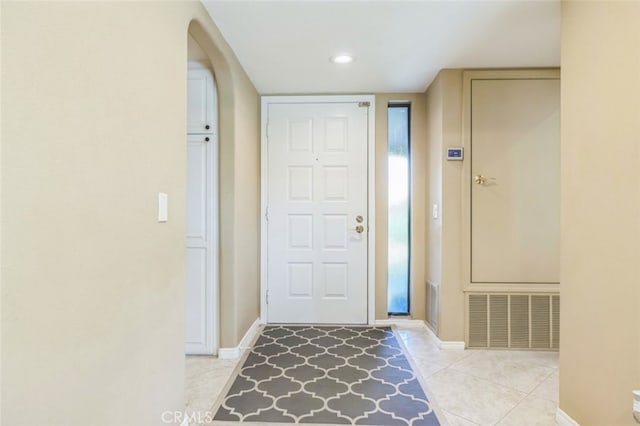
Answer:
[
  {"left": 260, "top": 95, "right": 376, "bottom": 324},
  {"left": 461, "top": 69, "right": 561, "bottom": 293}
]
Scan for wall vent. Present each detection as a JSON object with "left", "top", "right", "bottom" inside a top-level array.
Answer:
[
  {"left": 426, "top": 281, "right": 439, "bottom": 331},
  {"left": 468, "top": 293, "right": 559, "bottom": 350}
]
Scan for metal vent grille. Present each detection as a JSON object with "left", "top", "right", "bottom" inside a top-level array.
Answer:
[
  {"left": 468, "top": 293, "right": 560, "bottom": 350},
  {"left": 468, "top": 294, "right": 488, "bottom": 347},
  {"left": 531, "top": 295, "right": 551, "bottom": 349},
  {"left": 426, "top": 282, "right": 439, "bottom": 331},
  {"left": 510, "top": 295, "right": 529, "bottom": 348},
  {"left": 551, "top": 295, "right": 560, "bottom": 349},
  {"left": 489, "top": 295, "right": 508, "bottom": 347}
]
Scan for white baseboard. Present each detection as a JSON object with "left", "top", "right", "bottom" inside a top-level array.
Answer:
[
  {"left": 374, "top": 318, "right": 466, "bottom": 349},
  {"left": 217, "top": 347, "right": 241, "bottom": 359},
  {"left": 438, "top": 340, "right": 466, "bottom": 350},
  {"left": 422, "top": 323, "right": 466, "bottom": 350},
  {"left": 239, "top": 318, "right": 262, "bottom": 348},
  {"left": 374, "top": 318, "right": 427, "bottom": 327},
  {"left": 556, "top": 408, "right": 580, "bottom": 426},
  {"left": 218, "top": 318, "right": 262, "bottom": 360}
]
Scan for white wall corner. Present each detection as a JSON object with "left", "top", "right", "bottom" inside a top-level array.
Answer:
[
  {"left": 556, "top": 407, "right": 580, "bottom": 426},
  {"left": 217, "top": 318, "right": 262, "bottom": 360}
]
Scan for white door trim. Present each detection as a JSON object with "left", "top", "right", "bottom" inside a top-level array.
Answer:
[{"left": 260, "top": 95, "right": 376, "bottom": 324}]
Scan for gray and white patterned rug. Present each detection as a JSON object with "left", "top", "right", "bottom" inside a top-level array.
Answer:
[{"left": 213, "top": 325, "right": 440, "bottom": 425}]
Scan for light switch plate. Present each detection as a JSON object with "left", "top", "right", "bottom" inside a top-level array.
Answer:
[{"left": 158, "top": 193, "right": 168, "bottom": 222}]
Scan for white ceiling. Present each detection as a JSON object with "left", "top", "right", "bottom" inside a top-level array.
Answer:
[{"left": 202, "top": 1, "right": 560, "bottom": 94}]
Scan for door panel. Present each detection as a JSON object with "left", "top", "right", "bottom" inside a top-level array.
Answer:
[
  {"left": 187, "top": 70, "right": 214, "bottom": 134},
  {"left": 186, "top": 141, "right": 207, "bottom": 241},
  {"left": 185, "top": 132, "right": 215, "bottom": 354},
  {"left": 267, "top": 102, "right": 368, "bottom": 324},
  {"left": 185, "top": 248, "right": 207, "bottom": 344},
  {"left": 471, "top": 78, "right": 560, "bottom": 284}
]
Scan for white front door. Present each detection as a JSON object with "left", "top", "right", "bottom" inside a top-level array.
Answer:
[
  {"left": 265, "top": 101, "right": 370, "bottom": 324},
  {"left": 185, "top": 66, "right": 217, "bottom": 354}
]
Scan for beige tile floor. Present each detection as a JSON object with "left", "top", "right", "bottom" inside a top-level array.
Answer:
[{"left": 185, "top": 322, "right": 559, "bottom": 426}]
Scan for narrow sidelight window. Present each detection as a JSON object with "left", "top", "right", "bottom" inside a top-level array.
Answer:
[{"left": 387, "top": 103, "right": 411, "bottom": 314}]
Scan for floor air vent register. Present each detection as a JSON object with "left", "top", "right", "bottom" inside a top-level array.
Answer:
[{"left": 468, "top": 293, "right": 560, "bottom": 350}]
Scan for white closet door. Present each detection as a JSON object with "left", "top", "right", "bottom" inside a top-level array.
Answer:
[
  {"left": 185, "top": 66, "right": 217, "bottom": 355},
  {"left": 187, "top": 69, "right": 214, "bottom": 134}
]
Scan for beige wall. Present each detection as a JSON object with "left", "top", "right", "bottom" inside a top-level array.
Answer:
[
  {"left": 230, "top": 79, "right": 261, "bottom": 340},
  {"left": 560, "top": 2, "right": 640, "bottom": 424},
  {"left": 424, "top": 70, "right": 465, "bottom": 341},
  {"left": 374, "top": 94, "right": 428, "bottom": 320},
  {"left": 425, "top": 76, "right": 443, "bottom": 305},
  {"left": 1, "top": 2, "right": 259, "bottom": 425},
  {"left": 188, "top": 34, "right": 209, "bottom": 64}
]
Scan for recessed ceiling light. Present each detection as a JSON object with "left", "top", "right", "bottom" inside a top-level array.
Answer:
[{"left": 330, "top": 54, "right": 354, "bottom": 64}]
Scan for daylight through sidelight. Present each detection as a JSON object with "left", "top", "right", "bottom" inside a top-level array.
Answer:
[{"left": 387, "top": 103, "right": 411, "bottom": 314}]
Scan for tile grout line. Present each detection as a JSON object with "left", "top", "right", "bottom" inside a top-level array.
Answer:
[
  {"left": 443, "top": 409, "right": 482, "bottom": 426},
  {"left": 524, "top": 368, "right": 559, "bottom": 404},
  {"left": 434, "top": 351, "right": 555, "bottom": 425},
  {"left": 445, "top": 365, "right": 530, "bottom": 395},
  {"left": 492, "top": 368, "right": 558, "bottom": 425},
  {"left": 445, "top": 351, "right": 557, "bottom": 396}
]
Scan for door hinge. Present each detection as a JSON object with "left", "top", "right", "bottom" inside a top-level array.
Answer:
[
  {"left": 266, "top": 289, "right": 269, "bottom": 305},
  {"left": 358, "top": 101, "right": 370, "bottom": 108},
  {"left": 265, "top": 207, "right": 269, "bottom": 222}
]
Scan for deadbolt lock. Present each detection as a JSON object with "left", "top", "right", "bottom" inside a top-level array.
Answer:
[{"left": 356, "top": 215, "right": 364, "bottom": 223}]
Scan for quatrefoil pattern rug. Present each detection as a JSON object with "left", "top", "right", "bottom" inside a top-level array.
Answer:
[{"left": 213, "top": 325, "right": 440, "bottom": 425}]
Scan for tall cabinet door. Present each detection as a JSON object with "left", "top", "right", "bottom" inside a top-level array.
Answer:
[
  {"left": 470, "top": 77, "right": 560, "bottom": 285},
  {"left": 187, "top": 69, "right": 215, "bottom": 134},
  {"left": 185, "top": 66, "right": 217, "bottom": 355}
]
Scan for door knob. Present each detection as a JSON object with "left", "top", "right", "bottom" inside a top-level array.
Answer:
[
  {"left": 354, "top": 225, "right": 365, "bottom": 234},
  {"left": 474, "top": 175, "right": 487, "bottom": 185}
]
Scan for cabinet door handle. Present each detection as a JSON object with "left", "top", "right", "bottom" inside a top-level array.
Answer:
[{"left": 205, "top": 125, "right": 210, "bottom": 130}]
